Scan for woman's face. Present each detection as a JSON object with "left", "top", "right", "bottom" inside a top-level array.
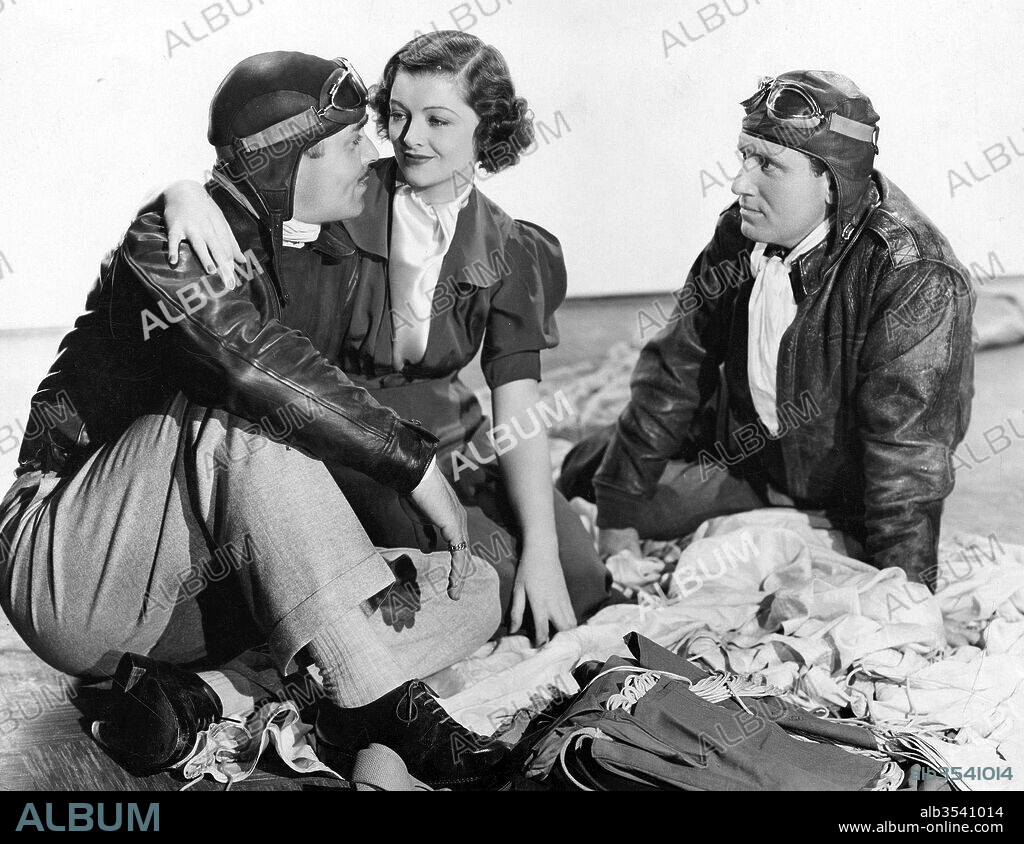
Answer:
[{"left": 388, "top": 69, "right": 481, "bottom": 203}]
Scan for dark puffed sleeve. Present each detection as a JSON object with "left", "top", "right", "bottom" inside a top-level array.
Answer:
[{"left": 481, "top": 220, "right": 568, "bottom": 389}]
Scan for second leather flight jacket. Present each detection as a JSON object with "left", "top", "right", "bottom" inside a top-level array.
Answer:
[{"left": 594, "top": 172, "right": 976, "bottom": 584}]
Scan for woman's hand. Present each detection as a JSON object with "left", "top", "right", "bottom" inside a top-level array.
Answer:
[
  {"left": 491, "top": 379, "right": 578, "bottom": 647},
  {"left": 163, "top": 180, "right": 244, "bottom": 284},
  {"left": 510, "top": 546, "right": 577, "bottom": 647}
]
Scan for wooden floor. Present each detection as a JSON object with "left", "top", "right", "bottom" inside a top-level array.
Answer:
[
  {"left": 0, "top": 633, "right": 346, "bottom": 791},
  {"left": 2, "top": 294, "right": 1024, "bottom": 790}
]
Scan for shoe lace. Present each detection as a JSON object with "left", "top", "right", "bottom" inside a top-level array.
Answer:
[{"left": 398, "top": 682, "right": 483, "bottom": 742}]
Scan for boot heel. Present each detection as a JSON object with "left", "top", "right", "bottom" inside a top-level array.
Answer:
[
  {"left": 98, "top": 652, "right": 223, "bottom": 775},
  {"left": 113, "top": 652, "right": 150, "bottom": 694}
]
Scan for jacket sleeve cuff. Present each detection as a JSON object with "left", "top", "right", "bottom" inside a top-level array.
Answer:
[
  {"left": 594, "top": 481, "right": 648, "bottom": 531},
  {"left": 380, "top": 419, "right": 439, "bottom": 493}
]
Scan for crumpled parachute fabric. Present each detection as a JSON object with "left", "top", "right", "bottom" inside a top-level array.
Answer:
[{"left": 439, "top": 509, "right": 1024, "bottom": 790}]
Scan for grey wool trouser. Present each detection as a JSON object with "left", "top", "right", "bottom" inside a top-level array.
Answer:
[{"left": 0, "top": 393, "right": 499, "bottom": 705}]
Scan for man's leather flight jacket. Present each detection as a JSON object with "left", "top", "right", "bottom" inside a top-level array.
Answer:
[
  {"left": 17, "top": 180, "right": 437, "bottom": 493},
  {"left": 595, "top": 172, "right": 976, "bottom": 583}
]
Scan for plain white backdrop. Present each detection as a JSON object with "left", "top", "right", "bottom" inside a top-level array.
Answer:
[{"left": 0, "top": 0, "right": 1022, "bottom": 330}]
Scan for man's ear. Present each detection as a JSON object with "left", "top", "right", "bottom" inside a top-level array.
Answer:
[{"left": 814, "top": 169, "right": 835, "bottom": 208}]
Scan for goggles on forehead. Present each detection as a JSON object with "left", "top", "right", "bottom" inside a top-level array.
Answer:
[
  {"left": 317, "top": 59, "right": 369, "bottom": 121},
  {"left": 742, "top": 76, "right": 879, "bottom": 151},
  {"left": 218, "top": 58, "right": 367, "bottom": 161}
]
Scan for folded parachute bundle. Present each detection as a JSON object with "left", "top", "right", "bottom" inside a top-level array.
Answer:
[{"left": 521, "top": 633, "right": 903, "bottom": 791}]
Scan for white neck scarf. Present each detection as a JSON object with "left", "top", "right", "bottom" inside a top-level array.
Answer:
[
  {"left": 282, "top": 218, "right": 321, "bottom": 248},
  {"left": 747, "top": 217, "right": 832, "bottom": 434},
  {"left": 388, "top": 180, "right": 474, "bottom": 369}
]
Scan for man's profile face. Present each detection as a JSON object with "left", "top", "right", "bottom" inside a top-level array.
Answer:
[
  {"left": 292, "top": 118, "right": 378, "bottom": 223},
  {"left": 731, "top": 132, "right": 833, "bottom": 248}
]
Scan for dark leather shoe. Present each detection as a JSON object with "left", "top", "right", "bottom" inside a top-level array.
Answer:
[
  {"left": 94, "top": 652, "right": 223, "bottom": 775},
  {"left": 316, "top": 679, "right": 512, "bottom": 790}
]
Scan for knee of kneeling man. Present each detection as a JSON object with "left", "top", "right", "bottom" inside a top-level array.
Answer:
[
  {"left": 221, "top": 420, "right": 283, "bottom": 462},
  {"left": 203, "top": 421, "right": 310, "bottom": 480}
]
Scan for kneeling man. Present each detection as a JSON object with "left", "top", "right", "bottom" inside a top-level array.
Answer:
[{"left": 562, "top": 71, "right": 974, "bottom": 587}]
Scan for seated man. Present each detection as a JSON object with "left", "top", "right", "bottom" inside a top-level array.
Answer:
[
  {"left": 0, "top": 51, "right": 508, "bottom": 788},
  {"left": 561, "top": 71, "right": 975, "bottom": 587}
]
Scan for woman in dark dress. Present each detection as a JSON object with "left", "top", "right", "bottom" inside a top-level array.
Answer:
[{"left": 161, "top": 32, "right": 615, "bottom": 644}]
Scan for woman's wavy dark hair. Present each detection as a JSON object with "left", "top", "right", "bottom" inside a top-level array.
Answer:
[{"left": 368, "top": 31, "right": 535, "bottom": 175}]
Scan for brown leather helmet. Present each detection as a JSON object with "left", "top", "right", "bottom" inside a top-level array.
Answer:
[
  {"left": 741, "top": 71, "right": 880, "bottom": 241},
  {"left": 208, "top": 51, "right": 367, "bottom": 235}
]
